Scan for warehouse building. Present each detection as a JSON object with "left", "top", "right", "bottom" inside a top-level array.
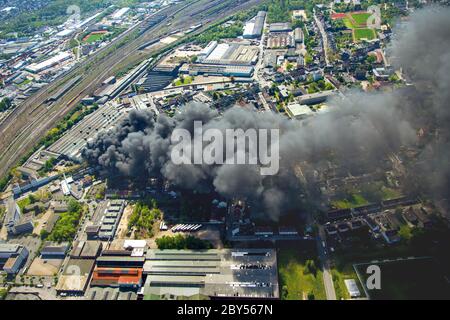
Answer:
[
  {"left": 243, "top": 11, "right": 266, "bottom": 39},
  {"left": 25, "top": 51, "right": 72, "bottom": 74},
  {"left": 267, "top": 33, "right": 295, "bottom": 48},
  {"left": 56, "top": 258, "right": 96, "bottom": 295},
  {"left": 45, "top": 76, "right": 81, "bottom": 103},
  {"left": 269, "top": 22, "right": 292, "bottom": 33},
  {"left": 201, "top": 43, "right": 259, "bottom": 66},
  {"left": 198, "top": 41, "right": 218, "bottom": 61},
  {"left": 91, "top": 267, "right": 143, "bottom": 288},
  {"left": 70, "top": 241, "right": 103, "bottom": 259},
  {"left": 180, "top": 64, "right": 254, "bottom": 78},
  {"left": 47, "top": 101, "right": 129, "bottom": 161},
  {"left": 98, "top": 200, "right": 125, "bottom": 240},
  {"left": 143, "top": 249, "right": 279, "bottom": 300}
]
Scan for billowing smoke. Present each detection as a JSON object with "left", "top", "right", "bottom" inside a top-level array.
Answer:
[
  {"left": 83, "top": 6, "right": 450, "bottom": 220},
  {"left": 388, "top": 6, "right": 450, "bottom": 199}
]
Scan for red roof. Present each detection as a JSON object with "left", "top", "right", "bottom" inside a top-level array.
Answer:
[{"left": 92, "top": 267, "right": 142, "bottom": 286}]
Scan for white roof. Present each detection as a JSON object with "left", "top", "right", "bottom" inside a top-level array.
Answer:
[
  {"left": 111, "top": 7, "right": 130, "bottom": 19},
  {"left": 344, "top": 279, "right": 361, "bottom": 297},
  {"left": 123, "top": 240, "right": 147, "bottom": 249},
  {"left": 206, "top": 43, "right": 229, "bottom": 60},
  {"left": 26, "top": 51, "right": 71, "bottom": 72},
  {"left": 243, "top": 22, "right": 255, "bottom": 36},
  {"left": 56, "top": 29, "right": 75, "bottom": 37},
  {"left": 287, "top": 103, "right": 313, "bottom": 117}
]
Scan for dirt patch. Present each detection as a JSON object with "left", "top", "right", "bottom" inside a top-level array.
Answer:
[
  {"left": 27, "top": 257, "right": 63, "bottom": 276},
  {"left": 116, "top": 204, "right": 133, "bottom": 239}
]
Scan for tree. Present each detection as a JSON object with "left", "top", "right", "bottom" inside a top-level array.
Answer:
[
  {"left": 304, "top": 259, "right": 317, "bottom": 276},
  {"left": 156, "top": 234, "right": 212, "bottom": 250},
  {"left": 40, "top": 229, "right": 49, "bottom": 240}
]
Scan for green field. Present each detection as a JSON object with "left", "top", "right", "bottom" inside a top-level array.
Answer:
[
  {"left": 355, "top": 258, "right": 450, "bottom": 300},
  {"left": 354, "top": 28, "right": 376, "bottom": 41},
  {"left": 173, "top": 75, "right": 194, "bottom": 86},
  {"left": 351, "top": 13, "right": 371, "bottom": 26},
  {"left": 342, "top": 17, "right": 355, "bottom": 29},
  {"left": 278, "top": 248, "right": 326, "bottom": 300},
  {"left": 332, "top": 264, "right": 366, "bottom": 300},
  {"left": 331, "top": 194, "right": 369, "bottom": 209}
]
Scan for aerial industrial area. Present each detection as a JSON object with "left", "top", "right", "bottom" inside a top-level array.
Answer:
[{"left": 0, "top": 0, "right": 449, "bottom": 303}]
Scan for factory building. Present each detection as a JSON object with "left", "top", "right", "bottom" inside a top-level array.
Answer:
[
  {"left": 201, "top": 43, "right": 259, "bottom": 66},
  {"left": 142, "top": 249, "right": 279, "bottom": 300},
  {"left": 25, "top": 51, "right": 72, "bottom": 74},
  {"left": 269, "top": 22, "right": 292, "bottom": 33},
  {"left": 91, "top": 267, "right": 143, "bottom": 288},
  {"left": 180, "top": 64, "right": 254, "bottom": 78},
  {"left": 0, "top": 244, "right": 29, "bottom": 274},
  {"left": 98, "top": 200, "right": 125, "bottom": 240},
  {"left": 56, "top": 258, "right": 96, "bottom": 295},
  {"left": 243, "top": 11, "right": 266, "bottom": 39},
  {"left": 267, "top": 33, "right": 295, "bottom": 49},
  {"left": 70, "top": 240, "right": 103, "bottom": 259},
  {"left": 198, "top": 41, "right": 218, "bottom": 62},
  {"left": 47, "top": 101, "right": 129, "bottom": 161}
]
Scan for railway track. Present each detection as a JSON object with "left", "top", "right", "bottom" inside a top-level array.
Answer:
[{"left": 0, "top": 0, "right": 263, "bottom": 180}]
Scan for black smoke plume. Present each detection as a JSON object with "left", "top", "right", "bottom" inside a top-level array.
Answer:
[{"left": 83, "top": 6, "right": 450, "bottom": 220}]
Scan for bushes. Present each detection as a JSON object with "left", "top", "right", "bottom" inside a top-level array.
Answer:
[
  {"left": 0, "top": 97, "right": 12, "bottom": 112},
  {"left": 128, "top": 199, "right": 161, "bottom": 238},
  {"left": 47, "top": 199, "right": 83, "bottom": 243},
  {"left": 156, "top": 234, "right": 213, "bottom": 250}
]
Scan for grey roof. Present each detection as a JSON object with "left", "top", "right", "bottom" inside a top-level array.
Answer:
[{"left": 143, "top": 249, "right": 279, "bottom": 299}]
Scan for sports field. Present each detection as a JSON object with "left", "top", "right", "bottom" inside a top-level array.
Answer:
[
  {"left": 351, "top": 12, "right": 371, "bottom": 26},
  {"left": 334, "top": 11, "right": 377, "bottom": 42},
  {"left": 355, "top": 258, "right": 450, "bottom": 300},
  {"left": 83, "top": 31, "right": 108, "bottom": 43},
  {"left": 353, "top": 28, "right": 376, "bottom": 41}
]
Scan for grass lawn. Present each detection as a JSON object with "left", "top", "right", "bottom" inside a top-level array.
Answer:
[
  {"left": 174, "top": 76, "right": 193, "bottom": 86},
  {"left": 278, "top": 248, "right": 326, "bottom": 300},
  {"left": 354, "top": 28, "right": 376, "bottom": 41},
  {"left": 381, "top": 187, "right": 402, "bottom": 200},
  {"left": 331, "top": 194, "right": 369, "bottom": 209},
  {"left": 342, "top": 17, "right": 355, "bottom": 29},
  {"left": 350, "top": 12, "right": 371, "bottom": 26},
  {"left": 17, "top": 197, "right": 32, "bottom": 212},
  {"left": 332, "top": 263, "right": 366, "bottom": 300},
  {"left": 355, "top": 258, "right": 450, "bottom": 299}
]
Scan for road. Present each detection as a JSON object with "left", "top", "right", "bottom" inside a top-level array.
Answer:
[
  {"left": 0, "top": 0, "right": 263, "bottom": 181},
  {"left": 313, "top": 10, "right": 330, "bottom": 66},
  {"left": 316, "top": 225, "right": 337, "bottom": 300}
]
